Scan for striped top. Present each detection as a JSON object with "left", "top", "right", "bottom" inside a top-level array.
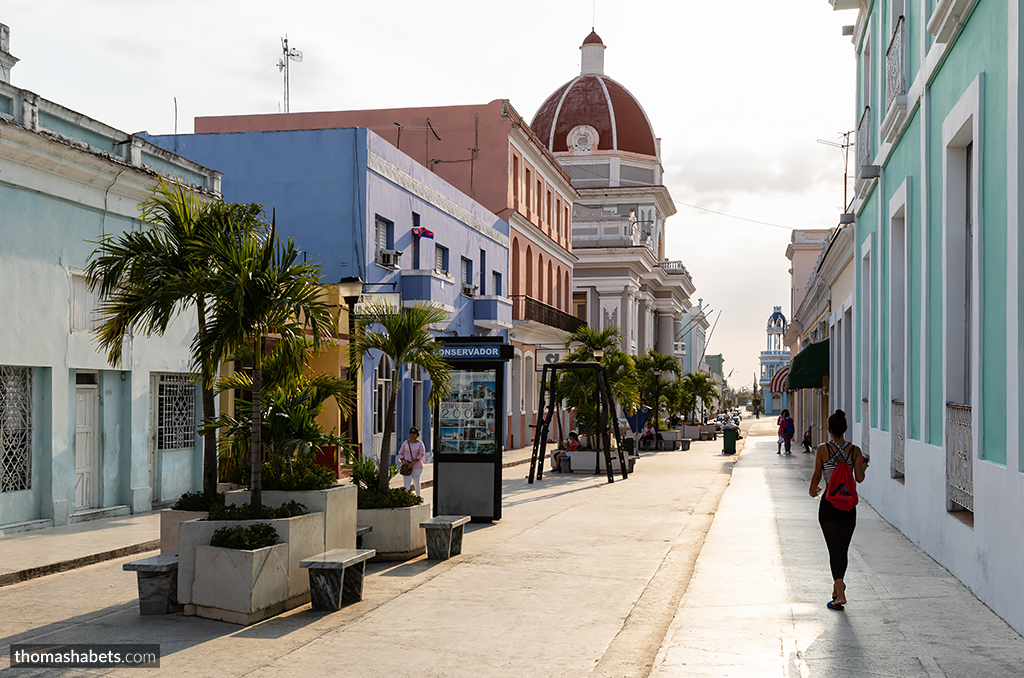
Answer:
[{"left": 822, "top": 440, "right": 854, "bottom": 485}]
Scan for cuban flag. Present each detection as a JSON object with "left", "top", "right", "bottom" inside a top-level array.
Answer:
[{"left": 412, "top": 227, "right": 434, "bottom": 239}]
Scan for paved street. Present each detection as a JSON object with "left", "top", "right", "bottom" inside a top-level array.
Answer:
[{"left": 1, "top": 419, "right": 1023, "bottom": 677}]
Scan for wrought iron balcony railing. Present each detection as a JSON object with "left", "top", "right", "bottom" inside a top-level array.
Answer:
[
  {"left": 946, "top": 403, "right": 973, "bottom": 512},
  {"left": 886, "top": 16, "right": 906, "bottom": 111},
  {"left": 857, "top": 106, "right": 872, "bottom": 176},
  {"left": 511, "top": 295, "right": 586, "bottom": 334}
]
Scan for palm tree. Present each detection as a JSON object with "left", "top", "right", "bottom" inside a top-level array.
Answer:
[
  {"left": 634, "top": 349, "right": 682, "bottom": 431},
  {"left": 86, "top": 179, "right": 262, "bottom": 497},
  {"left": 559, "top": 326, "right": 639, "bottom": 442},
  {"left": 680, "top": 372, "right": 719, "bottom": 422},
  {"left": 197, "top": 216, "right": 335, "bottom": 510},
  {"left": 350, "top": 301, "right": 453, "bottom": 493}
]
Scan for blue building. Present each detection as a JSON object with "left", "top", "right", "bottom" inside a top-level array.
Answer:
[
  {"left": 144, "top": 128, "right": 511, "bottom": 463},
  {"left": 758, "top": 307, "right": 791, "bottom": 416}
]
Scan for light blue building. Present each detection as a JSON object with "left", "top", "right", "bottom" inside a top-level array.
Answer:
[
  {"left": 0, "top": 26, "right": 220, "bottom": 529},
  {"left": 144, "top": 128, "right": 511, "bottom": 463},
  {"left": 758, "top": 307, "right": 791, "bottom": 416},
  {"left": 830, "top": 0, "right": 1024, "bottom": 635}
]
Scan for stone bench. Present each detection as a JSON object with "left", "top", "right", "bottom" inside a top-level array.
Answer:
[
  {"left": 356, "top": 525, "right": 372, "bottom": 549},
  {"left": 300, "top": 548, "right": 375, "bottom": 611},
  {"left": 420, "top": 515, "right": 471, "bottom": 560},
  {"left": 123, "top": 553, "right": 179, "bottom": 615}
]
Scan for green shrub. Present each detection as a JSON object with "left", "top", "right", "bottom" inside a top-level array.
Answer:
[
  {"left": 357, "top": 487, "right": 424, "bottom": 509},
  {"left": 204, "top": 500, "right": 307, "bottom": 521},
  {"left": 227, "top": 456, "right": 337, "bottom": 491},
  {"left": 171, "top": 491, "right": 225, "bottom": 512},
  {"left": 209, "top": 523, "right": 280, "bottom": 550}
]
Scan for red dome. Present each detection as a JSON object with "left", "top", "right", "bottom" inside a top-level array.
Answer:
[{"left": 531, "top": 74, "right": 657, "bottom": 157}]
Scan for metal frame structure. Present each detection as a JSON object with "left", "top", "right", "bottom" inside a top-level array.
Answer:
[{"left": 528, "top": 362, "right": 628, "bottom": 484}]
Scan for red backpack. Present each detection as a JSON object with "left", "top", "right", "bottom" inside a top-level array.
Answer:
[{"left": 825, "top": 442, "right": 858, "bottom": 510}]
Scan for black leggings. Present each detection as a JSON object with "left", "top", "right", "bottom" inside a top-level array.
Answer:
[{"left": 818, "top": 497, "right": 857, "bottom": 580}]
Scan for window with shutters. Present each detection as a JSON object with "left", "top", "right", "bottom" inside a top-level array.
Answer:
[
  {"left": 0, "top": 366, "right": 32, "bottom": 493},
  {"left": 461, "top": 257, "right": 472, "bottom": 286},
  {"left": 70, "top": 272, "right": 101, "bottom": 332},
  {"left": 374, "top": 217, "right": 394, "bottom": 267},
  {"left": 492, "top": 271, "right": 501, "bottom": 296},
  {"left": 435, "top": 245, "right": 449, "bottom": 274}
]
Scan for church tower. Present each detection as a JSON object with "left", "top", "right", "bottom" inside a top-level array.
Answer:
[{"left": 759, "top": 306, "right": 792, "bottom": 416}]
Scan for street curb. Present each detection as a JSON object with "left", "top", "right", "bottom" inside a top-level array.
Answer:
[{"left": 0, "top": 539, "right": 160, "bottom": 588}]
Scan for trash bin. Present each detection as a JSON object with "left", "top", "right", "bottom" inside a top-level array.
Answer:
[
  {"left": 722, "top": 428, "right": 738, "bottom": 455},
  {"left": 559, "top": 457, "right": 572, "bottom": 473},
  {"left": 623, "top": 437, "right": 635, "bottom": 455}
]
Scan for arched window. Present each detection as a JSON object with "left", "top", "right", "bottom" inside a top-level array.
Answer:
[
  {"left": 512, "top": 238, "right": 520, "bottom": 296},
  {"left": 547, "top": 261, "right": 553, "bottom": 305},
  {"left": 564, "top": 271, "right": 570, "bottom": 311},
  {"left": 525, "top": 245, "right": 533, "bottom": 298},
  {"left": 537, "top": 253, "right": 544, "bottom": 302},
  {"left": 555, "top": 267, "right": 562, "bottom": 311}
]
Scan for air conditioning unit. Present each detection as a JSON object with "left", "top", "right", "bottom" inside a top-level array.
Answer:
[
  {"left": 462, "top": 284, "right": 478, "bottom": 298},
  {"left": 377, "top": 249, "right": 401, "bottom": 268}
]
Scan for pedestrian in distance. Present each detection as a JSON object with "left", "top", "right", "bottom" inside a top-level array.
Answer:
[
  {"left": 809, "top": 409, "right": 868, "bottom": 611},
  {"left": 802, "top": 426, "right": 813, "bottom": 454},
  {"left": 641, "top": 423, "right": 655, "bottom": 451},
  {"left": 777, "top": 409, "right": 795, "bottom": 455},
  {"left": 398, "top": 427, "right": 426, "bottom": 497}
]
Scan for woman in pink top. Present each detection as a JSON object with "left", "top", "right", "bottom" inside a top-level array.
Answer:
[{"left": 398, "top": 427, "right": 426, "bottom": 496}]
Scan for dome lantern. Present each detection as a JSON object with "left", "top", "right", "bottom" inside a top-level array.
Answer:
[{"left": 580, "top": 30, "right": 606, "bottom": 75}]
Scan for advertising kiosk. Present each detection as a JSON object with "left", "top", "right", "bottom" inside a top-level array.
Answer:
[{"left": 433, "top": 337, "right": 513, "bottom": 522}]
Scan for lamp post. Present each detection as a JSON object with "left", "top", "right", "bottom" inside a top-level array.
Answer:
[{"left": 338, "top": 276, "right": 363, "bottom": 457}]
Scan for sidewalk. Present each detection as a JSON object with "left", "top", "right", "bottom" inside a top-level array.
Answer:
[
  {"left": 649, "top": 431, "right": 1024, "bottom": 677},
  {"left": 0, "top": 444, "right": 538, "bottom": 588}
]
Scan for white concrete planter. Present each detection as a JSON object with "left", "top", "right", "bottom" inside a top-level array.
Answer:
[
  {"left": 159, "top": 509, "right": 208, "bottom": 554},
  {"left": 356, "top": 503, "right": 431, "bottom": 561},
  {"left": 683, "top": 425, "right": 701, "bottom": 440},
  {"left": 177, "top": 512, "right": 324, "bottom": 612},
  {"left": 226, "top": 484, "right": 357, "bottom": 551},
  {"left": 570, "top": 450, "right": 634, "bottom": 474},
  {"left": 192, "top": 543, "right": 289, "bottom": 625}
]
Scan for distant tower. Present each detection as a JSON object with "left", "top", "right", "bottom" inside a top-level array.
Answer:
[
  {"left": 0, "top": 24, "right": 18, "bottom": 84},
  {"left": 759, "top": 306, "right": 791, "bottom": 416}
]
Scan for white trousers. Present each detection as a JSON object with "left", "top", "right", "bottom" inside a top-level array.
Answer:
[{"left": 403, "top": 467, "right": 423, "bottom": 496}]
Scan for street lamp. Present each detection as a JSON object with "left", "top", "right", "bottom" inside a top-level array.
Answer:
[{"left": 338, "top": 276, "right": 363, "bottom": 457}]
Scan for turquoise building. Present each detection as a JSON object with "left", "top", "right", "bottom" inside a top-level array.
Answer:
[
  {"left": 831, "top": 0, "right": 1024, "bottom": 635},
  {"left": 0, "top": 26, "right": 220, "bottom": 529}
]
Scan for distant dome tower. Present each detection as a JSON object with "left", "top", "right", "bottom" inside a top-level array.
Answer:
[{"left": 759, "top": 306, "right": 792, "bottom": 416}]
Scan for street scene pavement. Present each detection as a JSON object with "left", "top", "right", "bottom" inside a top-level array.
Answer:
[{"left": 2, "top": 417, "right": 1023, "bottom": 677}]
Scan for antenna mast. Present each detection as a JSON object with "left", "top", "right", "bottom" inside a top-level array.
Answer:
[{"left": 278, "top": 35, "right": 303, "bottom": 114}]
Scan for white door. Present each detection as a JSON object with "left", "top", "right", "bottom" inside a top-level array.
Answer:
[{"left": 74, "top": 386, "right": 99, "bottom": 510}]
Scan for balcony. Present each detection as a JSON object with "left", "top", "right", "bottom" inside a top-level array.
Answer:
[
  {"left": 511, "top": 295, "right": 585, "bottom": 345},
  {"left": 855, "top": 106, "right": 874, "bottom": 198},
  {"left": 473, "top": 295, "right": 512, "bottom": 330},
  {"left": 945, "top": 403, "right": 973, "bottom": 513},
  {"left": 881, "top": 16, "right": 908, "bottom": 144}
]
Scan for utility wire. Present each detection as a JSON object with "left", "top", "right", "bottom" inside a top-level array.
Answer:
[{"left": 219, "top": 61, "right": 276, "bottom": 114}]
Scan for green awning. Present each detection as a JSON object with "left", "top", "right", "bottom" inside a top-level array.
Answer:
[{"left": 786, "top": 339, "right": 829, "bottom": 390}]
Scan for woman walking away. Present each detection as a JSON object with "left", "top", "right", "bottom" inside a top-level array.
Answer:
[
  {"left": 777, "top": 409, "right": 795, "bottom": 455},
  {"left": 809, "top": 410, "right": 868, "bottom": 610},
  {"left": 398, "top": 427, "right": 426, "bottom": 497}
]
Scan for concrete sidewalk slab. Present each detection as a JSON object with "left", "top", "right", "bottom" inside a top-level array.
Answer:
[{"left": 650, "top": 433, "right": 1024, "bottom": 677}]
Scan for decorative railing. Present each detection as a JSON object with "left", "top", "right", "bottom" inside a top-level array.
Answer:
[
  {"left": 857, "top": 106, "right": 872, "bottom": 175},
  {"left": 511, "top": 295, "right": 586, "bottom": 334},
  {"left": 892, "top": 400, "right": 905, "bottom": 479},
  {"left": 861, "top": 398, "right": 870, "bottom": 457},
  {"left": 946, "top": 403, "right": 973, "bottom": 512},
  {"left": 886, "top": 16, "right": 905, "bottom": 111}
]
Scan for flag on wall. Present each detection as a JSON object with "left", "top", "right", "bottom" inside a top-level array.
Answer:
[{"left": 412, "top": 227, "right": 434, "bottom": 239}]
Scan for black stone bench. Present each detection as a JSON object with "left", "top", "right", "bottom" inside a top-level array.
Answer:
[
  {"left": 419, "top": 515, "right": 471, "bottom": 560},
  {"left": 300, "top": 548, "right": 376, "bottom": 611},
  {"left": 123, "top": 553, "right": 179, "bottom": 615},
  {"left": 356, "top": 525, "right": 372, "bottom": 549}
]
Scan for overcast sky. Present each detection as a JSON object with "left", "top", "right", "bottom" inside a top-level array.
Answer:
[{"left": 4, "top": 0, "right": 858, "bottom": 388}]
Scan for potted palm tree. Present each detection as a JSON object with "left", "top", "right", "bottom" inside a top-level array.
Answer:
[{"left": 349, "top": 301, "right": 452, "bottom": 560}]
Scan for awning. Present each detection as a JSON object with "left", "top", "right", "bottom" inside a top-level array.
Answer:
[
  {"left": 768, "top": 365, "right": 790, "bottom": 393},
  {"left": 787, "top": 339, "right": 830, "bottom": 390}
]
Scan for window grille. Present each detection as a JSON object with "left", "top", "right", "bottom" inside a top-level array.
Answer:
[
  {"left": 1, "top": 366, "right": 32, "bottom": 492},
  {"left": 156, "top": 373, "right": 196, "bottom": 451}
]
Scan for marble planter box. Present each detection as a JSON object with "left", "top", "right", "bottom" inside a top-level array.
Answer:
[
  {"left": 682, "top": 425, "right": 701, "bottom": 440},
  {"left": 569, "top": 450, "right": 634, "bottom": 474},
  {"left": 226, "top": 485, "right": 357, "bottom": 551},
  {"left": 356, "top": 503, "right": 431, "bottom": 561},
  {"left": 160, "top": 509, "right": 208, "bottom": 554},
  {"left": 177, "top": 512, "right": 324, "bottom": 612},
  {"left": 192, "top": 543, "right": 289, "bottom": 625}
]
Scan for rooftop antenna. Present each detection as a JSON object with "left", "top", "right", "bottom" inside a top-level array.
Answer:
[
  {"left": 817, "top": 131, "right": 854, "bottom": 210},
  {"left": 277, "top": 35, "right": 303, "bottom": 114}
]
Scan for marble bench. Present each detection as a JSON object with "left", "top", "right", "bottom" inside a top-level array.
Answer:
[
  {"left": 356, "top": 525, "right": 372, "bottom": 549},
  {"left": 123, "top": 553, "right": 179, "bottom": 615},
  {"left": 419, "top": 515, "right": 471, "bottom": 561},
  {"left": 300, "top": 548, "right": 375, "bottom": 611}
]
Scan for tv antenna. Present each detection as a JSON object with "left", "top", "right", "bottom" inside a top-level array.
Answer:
[
  {"left": 278, "top": 35, "right": 303, "bottom": 114},
  {"left": 817, "top": 131, "right": 854, "bottom": 210}
]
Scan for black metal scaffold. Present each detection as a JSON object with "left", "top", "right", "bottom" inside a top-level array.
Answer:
[{"left": 528, "top": 362, "right": 629, "bottom": 484}]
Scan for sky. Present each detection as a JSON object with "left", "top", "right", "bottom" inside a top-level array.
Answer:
[{"left": 3, "top": 0, "right": 859, "bottom": 389}]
